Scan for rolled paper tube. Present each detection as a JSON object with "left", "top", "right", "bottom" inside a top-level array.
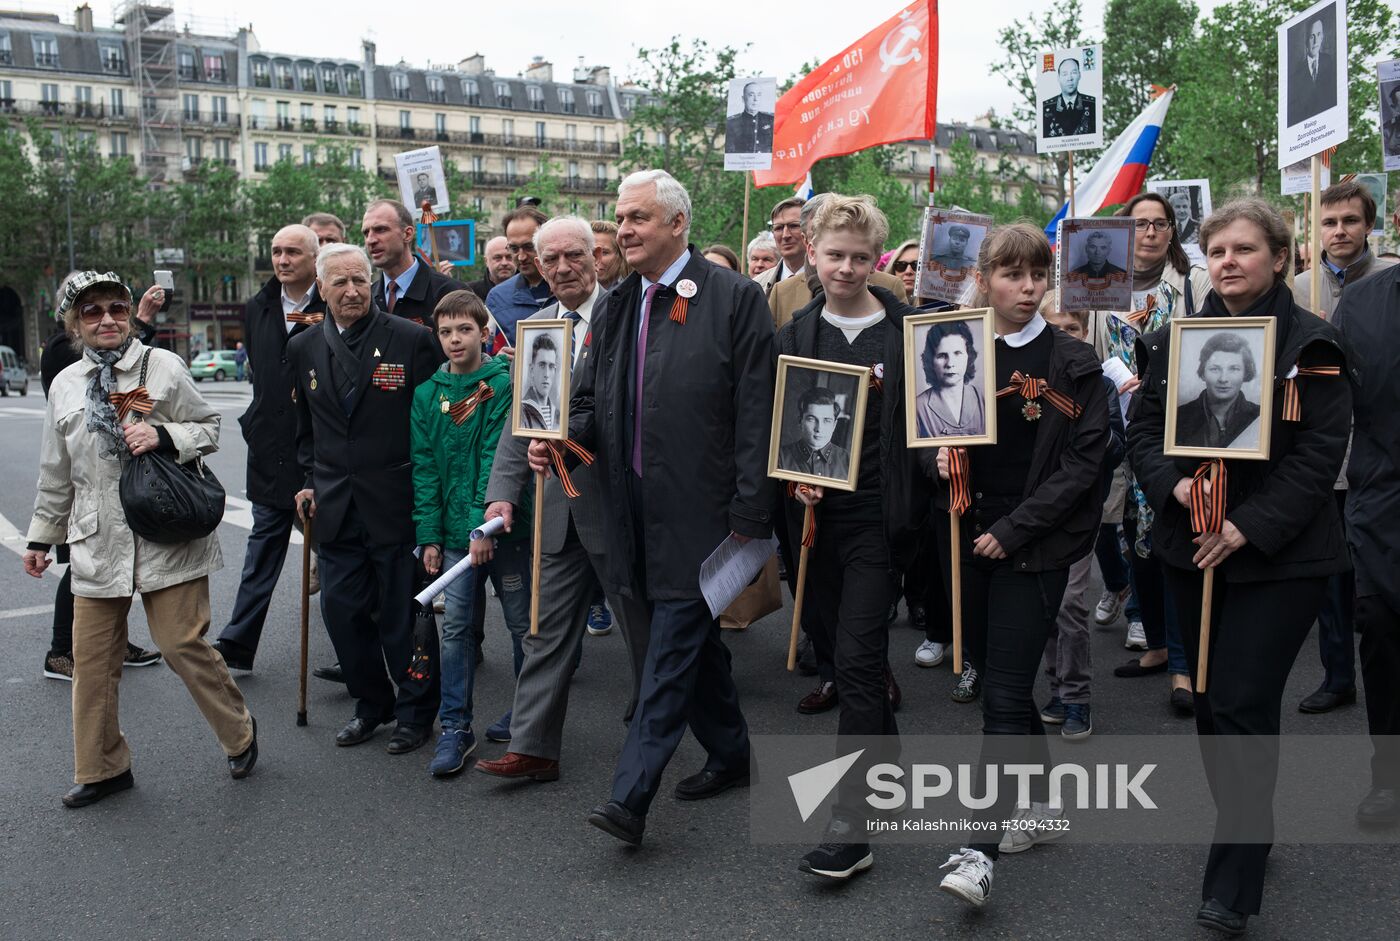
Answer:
[{"left": 412, "top": 516, "right": 507, "bottom": 606}]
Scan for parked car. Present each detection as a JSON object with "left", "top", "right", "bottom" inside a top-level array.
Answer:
[
  {"left": 189, "top": 350, "right": 240, "bottom": 382},
  {"left": 0, "top": 345, "right": 28, "bottom": 396}
]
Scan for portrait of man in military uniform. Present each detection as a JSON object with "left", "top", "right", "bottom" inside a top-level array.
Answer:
[
  {"left": 1042, "top": 57, "right": 1097, "bottom": 139},
  {"left": 928, "top": 224, "right": 976, "bottom": 270},
  {"left": 725, "top": 80, "right": 775, "bottom": 155},
  {"left": 777, "top": 385, "right": 850, "bottom": 482}
]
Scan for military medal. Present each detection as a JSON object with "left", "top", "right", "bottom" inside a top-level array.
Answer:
[
  {"left": 441, "top": 399, "right": 450, "bottom": 414},
  {"left": 1022, "top": 401, "right": 1042, "bottom": 422},
  {"left": 309, "top": 368, "right": 317, "bottom": 391}
]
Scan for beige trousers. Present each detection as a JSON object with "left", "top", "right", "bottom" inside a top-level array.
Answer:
[{"left": 71, "top": 576, "right": 253, "bottom": 784}]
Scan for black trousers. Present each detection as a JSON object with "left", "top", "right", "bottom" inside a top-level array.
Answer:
[
  {"left": 1358, "top": 594, "right": 1400, "bottom": 787},
  {"left": 907, "top": 519, "right": 953, "bottom": 644},
  {"left": 1314, "top": 490, "right": 1356, "bottom": 693},
  {"left": 317, "top": 502, "right": 439, "bottom": 727},
  {"left": 49, "top": 565, "right": 74, "bottom": 656},
  {"left": 961, "top": 561, "right": 1070, "bottom": 859},
  {"left": 1166, "top": 566, "right": 1326, "bottom": 916},
  {"left": 219, "top": 502, "right": 296, "bottom": 656}
]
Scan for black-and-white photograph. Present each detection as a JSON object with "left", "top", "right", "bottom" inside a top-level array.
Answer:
[
  {"left": 1356, "top": 173, "right": 1388, "bottom": 237},
  {"left": 1057, "top": 217, "right": 1135, "bottom": 313},
  {"left": 767, "top": 356, "right": 870, "bottom": 491},
  {"left": 1277, "top": 0, "right": 1348, "bottom": 167},
  {"left": 902, "top": 309, "right": 998, "bottom": 449},
  {"left": 432, "top": 219, "right": 477, "bottom": 266},
  {"left": 512, "top": 319, "right": 571, "bottom": 440},
  {"left": 1036, "top": 44, "right": 1104, "bottom": 154},
  {"left": 724, "top": 76, "right": 777, "bottom": 171},
  {"left": 393, "top": 145, "right": 450, "bottom": 220},
  {"left": 1381, "top": 58, "right": 1400, "bottom": 171},
  {"left": 1146, "top": 180, "right": 1212, "bottom": 263},
  {"left": 1164, "top": 317, "right": 1277, "bottom": 461},
  {"left": 916, "top": 209, "right": 992, "bottom": 304}
]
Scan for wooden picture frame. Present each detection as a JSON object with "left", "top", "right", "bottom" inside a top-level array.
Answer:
[
  {"left": 511, "top": 318, "right": 572, "bottom": 441},
  {"left": 903, "top": 308, "right": 998, "bottom": 449},
  {"left": 767, "top": 355, "right": 871, "bottom": 492},
  {"left": 1164, "top": 316, "right": 1277, "bottom": 461}
]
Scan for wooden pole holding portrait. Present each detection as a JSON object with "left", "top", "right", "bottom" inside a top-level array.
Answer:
[
  {"left": 741, "top": 173, "right": 752, "bottom": 276},
  {"left": 1308, "top": 155, "right": 1322, "bottom": 313}
]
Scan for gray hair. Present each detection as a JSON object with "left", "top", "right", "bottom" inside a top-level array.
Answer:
[
  {"left": 315, "top": 242, "right": 371, "bottom": 281},
  {"left": 275, "top": 223, "right": 319, "bottom": 255},
  {"left": 617, "top": 169, "right": 692, "bottom": 236},
  {"left": 747, "top": 231, "right": 777, "bottom": 255},
  {"left": 534, "top": 215, "right": 597, "bottom": 254},
  {"left": 799, "top": 193, "right": 831, "bottom": 234}
]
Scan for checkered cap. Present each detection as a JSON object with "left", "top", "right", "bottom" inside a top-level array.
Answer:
[{"left": 56, "top": 271, "right": 132, "bottom": 318}]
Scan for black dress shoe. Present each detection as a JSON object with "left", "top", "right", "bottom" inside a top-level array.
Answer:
[
  {"left": 1113, "top": 657, "right": 1168, "bottom": 678},
  {"left": 212, "top": 638, "right": 253, "bottom": 673},
  {"left": 1170, "top": 687, "right": 1195, "bottom": 716},
  {"left": 884, "top": 665, "right": 902, "bottom": 712},
  {"left": 674, "top": 765, "right": 750, "bottom": 801},
  {"left": 62, "top": 769, "right": 134, "bottom": 808},
  {"left": 908, "top": 603, "right": 928, "bottom": 632},
  {"left": 797, "top": 681, "right": 838, "bottom": 714},
  {"left": 313, "top": 663, "right": 345, "bottom": 684},
  {"left": 229, "top": 716, "right": 257, "bottom": 779},
  {"left": 1298, "top": 686, "right": 1356, "bottom": 714},
  {"left": 1196, "top": 898, "right": 1247, "bottom": 936},
  {"left": 335, "top": 716, "right": 386, "bottom": 747},
  {"left": 386, "top": 723, "right": 431, "bottom": 754},
  {"left": 1357, "top": 786, "right": 1400, "bottom": 826},
  {"left": 587, "top": 800, "right": 645, "bottom": 846}
]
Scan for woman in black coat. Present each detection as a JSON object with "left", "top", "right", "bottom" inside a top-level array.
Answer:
[{"left": 1129, "top": 199, "right": 1350, "bottom": 936}]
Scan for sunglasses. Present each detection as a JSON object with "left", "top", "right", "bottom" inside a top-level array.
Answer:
[
  {"left": 78, "top": 301, "right": 131, "bottom": 323},
  {"left": 891, "top": 260, "right": 918, "bottom": 273}
]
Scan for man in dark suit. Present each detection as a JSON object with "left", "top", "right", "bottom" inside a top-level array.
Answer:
[
  {"left": 463, "top": 235, "right": 517, "bottom": 301},
  {"left": 725, "top": 81, "right": 774, "bottom": 154},
  {"left": 362, "top": 199, "right": 460, "bottom": 329},
  {"left": 530, "top": 170, "right": 775, "bottom": 846},
  {"left": 1042, "top": 57, "right": 1096, "bottom": 139},
  {"left": 1071, "top": 231, "right": 1126, "bottom": 279},
  {"left": 213, "top": 224, "right": 328, "bottom": 672},
  {"left": 1287, "top": 17, "right": 1337, "bottom": 126},
  {"left": 411, "top": 172, "right": 439, "bottom": 208},
  {"left": 289, "top": 242, "right": 444, "bottom": 754}
]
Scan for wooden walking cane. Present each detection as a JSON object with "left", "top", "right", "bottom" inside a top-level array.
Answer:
[
  {"left": 297, "top": 499, "right": 311, "bottom": 726},
  {"left": 529, "top": 469, "right": 545, "bottom": 636},
  {"left": 786, "top": 494, "right": 816, "bottom": 672}
]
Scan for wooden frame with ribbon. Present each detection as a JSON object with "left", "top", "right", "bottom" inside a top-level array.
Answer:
[
  {"left": 1163, "top": 315, "right": 1277, "bottom": 693},
  {"left": 766, "top": 355, "right": 872, "bottom": 671}
]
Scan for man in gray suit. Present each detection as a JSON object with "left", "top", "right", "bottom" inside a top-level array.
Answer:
[{"left": 476, "top": 215, "right": 648, "bottom": 781}]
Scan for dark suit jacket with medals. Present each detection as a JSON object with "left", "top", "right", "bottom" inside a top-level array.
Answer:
[
  {"left": 1287, "top": 51, "right": 1337, "bottom": 126},
  {"left": 239, "top": 276, "right": 328, "bottom": 507},
  {"left": 373, "top": 261, "right": 462, "bottom": 330},
  {"left": 725, "top": 110, "right": 775, "bottom": 154},
  {"left": 288, "top": 307, "right": 442, "bottom": 545},
  {"left": 1071, "top": 260, "right": 1126, "bottom": 278},
  {"left": 1042, "top": 93, "right": 1096, "bottom": 138}
]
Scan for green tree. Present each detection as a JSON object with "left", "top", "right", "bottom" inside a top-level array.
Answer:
[
  {"left": 1102, "top": 0, "right": 1199, "bottom": 148},
  {"left": 0, "top": 121, "right": 44, "bottom": 303},
  {"left": 813, "top": 145, "right": 922, "bottom": 243},
  {"left": 172, "top": 161, "right": 248, "bottom": 287},
  {"left": 243, "top": 141, "right": 389, "bottom": 253},
  {"left": 932, "top": 139, "right": 1053, "bottom": 227},
  {"left": 508, "top": 155, "right": 563, "bottom": 213}
]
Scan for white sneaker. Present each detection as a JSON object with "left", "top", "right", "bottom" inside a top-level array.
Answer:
[
  {"left": 914, "top": 639, "right": 946, "bottom": 668},
  {"left": 939, "top": 848, "right": 994, "bottom": 908},
  {"left": 997, "top": 804, "right": 1067, "bottom": 855},
  {"left": 1093, "top": 588, "right": 1126, "bottom": 624},
  {"left": 1124, "top": 620, "right": 1147, "bottom": 650}
]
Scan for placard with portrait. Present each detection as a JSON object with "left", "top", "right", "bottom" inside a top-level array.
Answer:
[
  {"left": 902, "top": 308, "right": 998, "bottom": 449},
  {"left": 511, "top": 319, "right": 572, "bottom": 441},
  {"left": 1164, "top": 316, "right": 1277, "bottom": 461},
  {"left": 767, "top": 356, "right": 871, "bottom": 492}
]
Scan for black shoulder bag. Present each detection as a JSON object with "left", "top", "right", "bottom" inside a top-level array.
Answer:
[{"left": 118, "top": 349, "right": 226, "bottom": 543}]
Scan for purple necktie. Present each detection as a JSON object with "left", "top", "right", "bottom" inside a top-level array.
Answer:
[{"left": 632, "top": 282, "right": 662, "bottom": 476}]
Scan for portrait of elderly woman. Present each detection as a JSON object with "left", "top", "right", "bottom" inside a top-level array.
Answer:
[
  {"left": 911, "top": 316, "right": 988, "bottom": 442},
  {"left": 22, "top": 271, "right": 256, "bottom": 809},
  {"left": 1174, "top": 329, "right": 1264, "bottom": 450}
]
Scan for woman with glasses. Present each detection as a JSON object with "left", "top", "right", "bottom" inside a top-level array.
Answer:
[
  {"left": 1089, "top": 193, "right": 1213, "bottom": 715},
  {"left": 22, "top": 271, "right": 256, "bottom": 808},
  {"left": 886, "top": 239, "right": 921, "bottom": 300}
]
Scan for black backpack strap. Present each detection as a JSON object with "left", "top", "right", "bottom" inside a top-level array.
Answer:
[{"left": 1183, "top": 276, "right": 1196, "bottom": 317}]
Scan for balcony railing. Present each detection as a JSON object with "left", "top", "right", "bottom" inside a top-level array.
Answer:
[
  {"left": 419, "top": 130, "right": 620, "bottom": 155},
  {"left": 34, "top": 52, "right": 59, "bottom": 68},
  {"left": 253, "top": 74, "right": 271, "bottom": 88},
  {"left": 428, "top": 90, "right": 447, "bottom": 103},
  {"left": 102, "top": 59, "right": 129, "bottom": 75}
]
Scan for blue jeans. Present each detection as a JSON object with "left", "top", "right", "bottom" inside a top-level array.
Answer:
[
  {"left": 439, "top": 538, "right": 532, "bottom": 731},
  {"left": 1095, "top": 523, "right": 1141, "bottom": 623}
]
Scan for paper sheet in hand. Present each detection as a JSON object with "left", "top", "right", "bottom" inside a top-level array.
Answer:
[
  {"left": 700, "top": 534, "right": 779, "bottom": 619},
  {"left": 413, "top": 517, "right": 506, "bottom": 606}
]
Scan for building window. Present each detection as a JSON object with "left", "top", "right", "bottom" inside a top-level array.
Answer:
[
  {"left": 300, "top": 102, "right": 314, "bottom": 128},
  {"left": 182, "top": 94, "right": 199, "bottom": 122},
  {"left": 178, "top": 49, "right": 196, "bottom": 80},
  {"left": 0, "top": 33, "right": 11, "bottom": 66},
  {"left": 594, "top": 126, "right": 605, "bottom": 148},
  {"left": 0, "top": 79, "right": 11, "bottom": 106},
  {"left": 275, "top": 62, "right": 293, "bottom": 89},
  {"left": 559, "top": 88, "right": 575, "bottom": 114},
  {"left": 74, "top": 85, "right": 93, "bottom": 117},
  {"left": 40, "top": 83, "right": 60, "bottom": 115},
  {"left": 324, "top": 104, "right": 337, "bottom": 128},
  {"left": 473, "top": 195, "right": 484, "bottom": 212},
  {"left": 595, "top": 162, "right": 606, "bottom": 182},
  {"left": 250, "top": 98, "right": 266, "bottom": 128},
  {"left": 252, "top": 60, "right": 270, "bottom": 87},
  {"left": 351, "top": 148, "right": 363, "bottom": 168},
  {"left": 110, "top": 131, "right": 128, "bottom": 158},
  {"left": 502, "top": 118, "right": 514, "bottom": 143},
  {"left": 495, "top": 82, "right": 511, "bottom": 108},
  {"left": 427, "top": 75, "right": 446, "bottom": 103},
  {"left": 100, "top": 42, "right": 125, "bottom": 73},
  {"left": 567, "top": 160, "right": 579, "bottom": 183},
  {"left": 211, "top": 96, "right": 228, "bottom": 123},
  {"left": 392, "top": 73, "right": 411, "bottom": 100},
  {"left": 344, "top": 69, "right": 362, "bottom": 96},
  {"left": 213, "top": 138, "right": 231, "bottom": 162},
  {"left": 469, "top": 115, "right": 481, "bottom": 138},
  {"left": 535, "top": 121, "right": 546, "bottom": 147},
  {"left": 565, "top": 124, "right": 576, "bottom": 147},
  {"left": 347, "top": 105, "right": 361, "bottom": 131},
  {"left": 463, "top": 79, "right": 480, "bottom": 106},
  {"left": 587, "top": 90, "right": 603, "bottom": 116},
  {"left": 299, "top": 64, "right": 316, "bottom": 91},
  {"left": 32, "top": 35, "right": 58, "bottom": 68},
  {"left": 471, "top": 154, "right": 484, "bottom": 175},
  {"left": 597, "top": 200, "right": 608, "bottom": 218},
  {"left": 399, "top": 109, "right": 411, "bottom": 129},
  {"left": 303, "top": 144, "right": 316, "bottom": 165},
  {"left": 321, "top": 66, "right": 338, "bottom": 93},
  {"left": 185, "top": 136, "right": 203, "bottom": 161},
  {"left": 203, "top": 52, "right": 225, "bottom": 82},
  {"left": 435, "top": 113, "right": 446, "bottom": 139},
  {"left": 505, "top": 157, "right": 517, "bottom": 183},
  {"left": 621, "top": 94, "right": 635, "bottom": 113},
  {"left": 275, "top": 100, "right": 291, "bottom": 130},
  {"left": 527, "top": 85, "right": 544, "bottom": 111},
  {"left": 254, "top": 141, "right": 269, "bottom": 169},
  {"left": 278, "top": 143, "right": 293, "bottom": 162}
]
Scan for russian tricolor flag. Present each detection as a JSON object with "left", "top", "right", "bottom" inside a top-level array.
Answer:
[{"left": 1045, "top": 87, "right": 1175, "bottom": 242}]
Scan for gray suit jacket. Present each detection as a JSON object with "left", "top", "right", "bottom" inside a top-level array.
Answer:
[{"left": 484, "top": 300, "right": 608, "bottom": 556}]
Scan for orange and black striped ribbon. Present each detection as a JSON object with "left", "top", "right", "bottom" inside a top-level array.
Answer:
[
  {"left": 285, "top": 310, "right": 325, "bottom": 325},
  {"left": 1282, "top": 365, "right": 1342, "bottom": 422},
  {"left": 947, "top": 446, "right": 972, "bottom": 515},
  {"left": 109, "top": 386, "right": 154, "bottom": 421},
  {"left": 784, "top": 481, "right": 818, "bottom": 547},
  {"left": 1189, "top": 459, "right": 1226, "bottom": 534},
  {"left": 668, "top": 295, "right": 688, "bottom": 325},
  {"left": 448, "top": 381, "right": 494, "bottom": 425},
  {"left": 1124, "top": 294, "right": 1157, "bottom": 328},
  {"left": 995, "top": 370, "right": 1082, "bottom": 419},
  {"left": 546, "top": 438, "right": 595, "bottom": 499}
]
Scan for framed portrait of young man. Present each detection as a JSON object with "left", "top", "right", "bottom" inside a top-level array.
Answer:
[
  {"left": 432, "top": 219, "right": 477, "bottom": 266},
  {"left": 1164, "top": 316, "right": 1277, "bottom": 461},
  {"left": 511, "top": 319, "right": 572, "bottom": 441},
  {"left": 1057, "top": 217, "right": 1135, "bottom": 312},
  {"left": 767, "top": 356, "right": 871, "bottom": 492},
  {"left": 902, "top": 308, "right": 998, "bottom": 449},
  {"left": 915, "top": 209, "right": 993, "bottom": 304}
]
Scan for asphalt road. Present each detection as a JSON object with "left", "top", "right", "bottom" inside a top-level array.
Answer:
[{"left": 0, "top": 380, "right": 1396, "bottom": 940}]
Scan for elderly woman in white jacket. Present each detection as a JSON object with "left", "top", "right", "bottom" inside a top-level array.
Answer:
[{"left": 22, "top": 271, "right": 256, "bottom": 808}]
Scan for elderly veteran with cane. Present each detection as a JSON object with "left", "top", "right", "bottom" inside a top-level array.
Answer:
[{"left": 23, "top": 271, "right": 256, "bottom": 809}]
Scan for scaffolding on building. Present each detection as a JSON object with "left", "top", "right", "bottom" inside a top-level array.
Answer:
[{"left": 116, "top": 1, "right": 182, "bottom": 186}]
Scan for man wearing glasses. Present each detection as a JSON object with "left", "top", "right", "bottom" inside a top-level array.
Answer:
[
  {"left": 485, "top": 206, "right": 555, "bottom": 348},
  {"left": 752, "top": 197, "right": 809, "bottom": 298}
]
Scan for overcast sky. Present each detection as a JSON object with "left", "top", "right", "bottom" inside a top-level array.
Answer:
[{"left": 83, "top": 0, "right": 1227, "bottom": 123}]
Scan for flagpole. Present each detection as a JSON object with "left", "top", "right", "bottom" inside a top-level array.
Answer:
[
  {"left": 1067, "top": 158, "right": 1076, "bottom": 219},
  {"left": 741, "top": 172, "right": 752, "bottom": 275}
]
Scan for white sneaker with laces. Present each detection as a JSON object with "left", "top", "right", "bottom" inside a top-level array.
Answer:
[
  {"left": 914, "top": 639, "right": 946, "bottom": 668},
  {"left": 1093, "top": 588, "right": 1126, "bottom": 624},
  {"left": 997, "top": 804, "right": 1066, "bottom": 854},
  {"left": 1124, "top": 620, "right": 1147, "bottom": 650},
  {"left": 939, "top": 848, "right": 994, "bottom": 908}
]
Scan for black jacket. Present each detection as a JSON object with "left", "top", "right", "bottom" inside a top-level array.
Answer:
[
  {"left": 465, "top": 277, "right": 494, "bottom": 302},
  {"left": 927, "top": 323, "right": 1110, "bottom": 572},
  {"left": 238, "top": 277, "right": 327, "bottom": 507},
  {"left": 776, "top": 286, "right": 931, "bottom": 569},
  {"left": 373, "top": 262, "right": 461, "bottom": 330},
  {"left": 1333, "top": 264, "right": 1400, "bottom": 607},
  {"left": 568, "top": 248, "right": 777, "bottom": 600},
  {"left": 1129, "top": 284, "right": 1350, "bottom": 582},
  {"left": 288, "top": 308, "right": 441, "bottom": 545}
]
